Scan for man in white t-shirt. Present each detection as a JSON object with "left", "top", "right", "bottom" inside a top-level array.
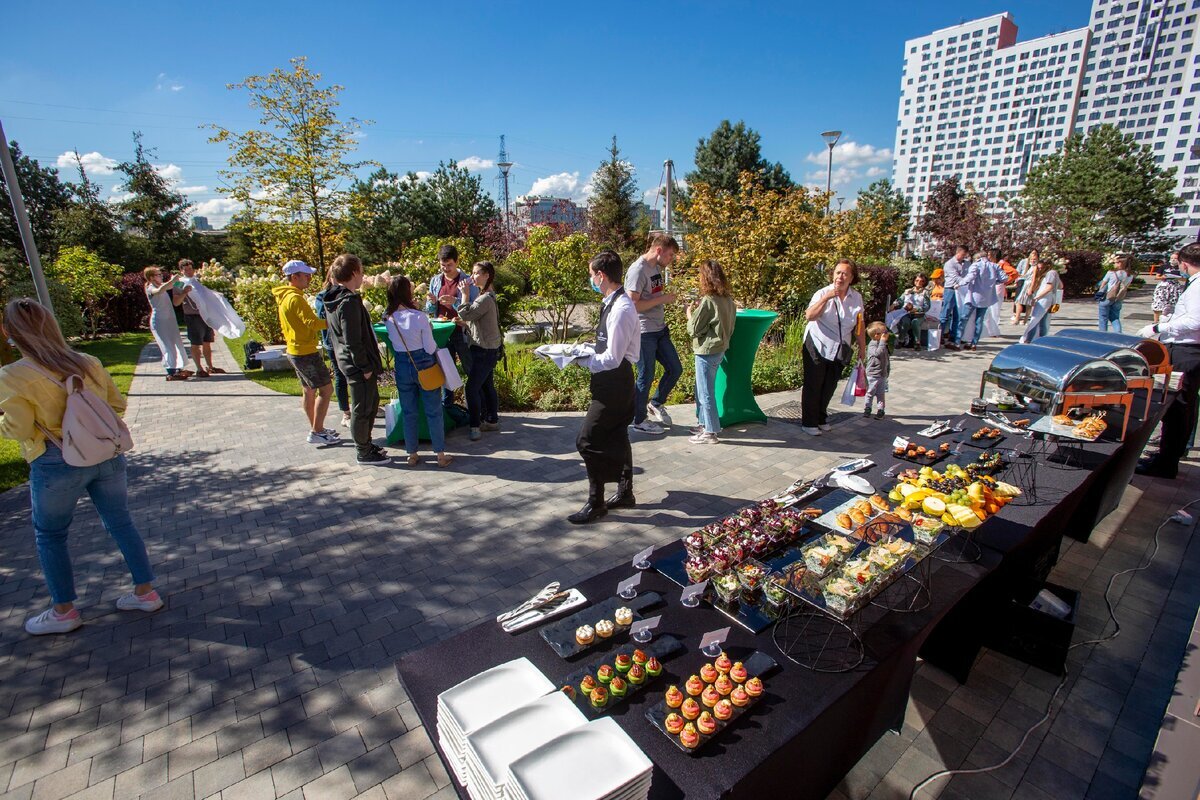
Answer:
[{"left": 624, "top": 233, "right": 681, "bottom": 435}]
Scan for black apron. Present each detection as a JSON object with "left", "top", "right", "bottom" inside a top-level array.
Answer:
[{"left": 576, "top": 289, "right": 635, "bottom": 484}]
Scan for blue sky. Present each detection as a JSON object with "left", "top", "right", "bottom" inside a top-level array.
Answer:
[{"left": 2, "top": 1, "right": 1088, "bottom": 228}]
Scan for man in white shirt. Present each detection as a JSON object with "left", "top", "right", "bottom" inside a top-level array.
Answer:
[
  {"left": 1138, "top": 242, "right": 1200, "bottom": 479},
  {"left": 625, "top": 233, "right": 680, "bottom": 435},
  {"left": 571, "top": 251, "right": 641, "bottom": 524},
  {"left": 940, "top": 246, "right": 969, "bottom": 351}
]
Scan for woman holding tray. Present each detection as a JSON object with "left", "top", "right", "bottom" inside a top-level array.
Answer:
[{"left": 570, "top": 250, "right": 640, "bottom": 524}]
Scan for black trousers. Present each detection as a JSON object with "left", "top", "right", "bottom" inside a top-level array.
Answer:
[
  {"left": 577, "top": 361, "right": 635, "bottom": 493},
  {"left": 348, "top": 376, "right": 381, "bottom": 457},
  {"left": 801, "top": 343, "right": 846, "bottom": 427},
  {"left": 1158, "top": 343, "right": 1200, "bottom": 469}
]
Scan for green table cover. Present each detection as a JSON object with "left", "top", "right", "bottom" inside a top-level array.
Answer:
[
  {"left": 714, "top": 308, "right": 778, "bottom": 426},
  {"left": 374, "top": 319, "right": 459, "bottom": 442}
]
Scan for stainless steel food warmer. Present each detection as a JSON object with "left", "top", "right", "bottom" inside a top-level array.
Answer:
[
  {"left": 980, "top": 343, "right": 1132, "bottom": 439},
  {"left": 1042, "top": 333, "right": 1153, "bottom": 416},
  {"left": 1054, "top": 328, "right": 1171, "bottom": 401}
]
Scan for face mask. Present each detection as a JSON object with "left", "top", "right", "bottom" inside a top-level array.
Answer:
[
  {"left": 590, "top": 278, "right": 602, "bottom": 293},
  {"left": 6, "top": 338, "right": 15, "bottom": 348}
]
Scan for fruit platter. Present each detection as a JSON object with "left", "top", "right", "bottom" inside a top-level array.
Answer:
[
  {"left": 559, "top": 636, "right": 683, "bottom": 717},
  {"left": 889, "top": 465, "right": 1022, "bottom": 531},
  {"left": 645, "top": 649, "right": 778, "bottom": 754},
  {"left": 540, "top": 592, "right": 664, "bottom": 659}
]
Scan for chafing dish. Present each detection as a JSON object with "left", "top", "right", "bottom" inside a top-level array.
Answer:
[
  {"left": 1042, "top": 334, "right": 1153, "bottom": 415},
  {"left": 1054, "top": 328, "right": 1171, "bottom": 401},
  {"left": 980, "top": 343, "right": 1132, "bottom": 439}
]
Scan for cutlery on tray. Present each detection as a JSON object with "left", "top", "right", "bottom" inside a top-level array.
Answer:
[{"left": 497, "top": 582, "right": 559, "bottom": 623}]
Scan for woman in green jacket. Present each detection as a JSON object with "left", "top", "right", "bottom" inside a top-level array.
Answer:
[{"left": 686, "top": 260, "right": 736, "bottom": 444}]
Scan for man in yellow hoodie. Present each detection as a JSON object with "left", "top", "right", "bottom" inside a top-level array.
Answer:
[{"left": 273, "top": 260, "right": 340, "bottom": 445}]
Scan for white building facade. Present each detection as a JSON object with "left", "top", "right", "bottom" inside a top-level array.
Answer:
[{"left": 893, "top": 0, "right": 1200, "bottom": 246}]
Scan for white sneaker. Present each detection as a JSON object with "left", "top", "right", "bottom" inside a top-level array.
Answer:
[
  {"left": 690, "top": 432, "right": 719, "bottom": 444},
  {"left": 689, "top": 425, "right": 705, "bottom": 435},
  {"left": 801, "top": 426, "right": 822, "bottom": 436},
  {"left": 116, "top": 590, "right": 164, "bottom": 612},
  {"left": 25, "top": 607, "right": 82, "bottom": 635},
  {"left": 321, "top": 428, "right": 341, "bottom": 438},
  {"left": 631, "top": 420, "right": 666, "bottom": 435},
  {"left": 340, "top": 415, "right": 351, "bottom": 428},
  {"left": 648, "top": 403, "right": 673, "bottom": 426},
  {"left": 818, "top": 424, "right": 833, "bottom": 432},
  {"left": 307, "top": 431, "right": 340, "bottom": 445}
]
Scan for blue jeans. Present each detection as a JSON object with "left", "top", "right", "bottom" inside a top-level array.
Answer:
[
  {"left": 395, "top": 352, "right": 446, "bottom": 454},
  {"left": 694, "top": 352, "right": 724, "bottom": 434},
  {"left": 939, "top": 293, "right": 960, "bottom": 343},
  {"left": 327, "top": 348, "right": 349, "bottom": 413},
  {"left": 634, "top": 329, "right": 682, "bottom": 424},
  {"left": 957, "top": 303, "right": 987, "bottom": 345},
  {"left": 466, "top": 345, "right": 500, "bottom": 427},
  {"left": 30, "top": 445, "right": 154, "bottom": 605},
  {"left": 1098, "top": 301, "right": 1123, "bottom": 333}
]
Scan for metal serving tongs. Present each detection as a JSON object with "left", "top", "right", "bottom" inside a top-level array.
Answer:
[{"left": 496, "top": 581, "right": 560, "bottom": 624}]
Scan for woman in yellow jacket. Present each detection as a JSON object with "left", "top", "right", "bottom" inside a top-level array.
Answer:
[{"left": 0, "top": 299, "right": 162, "bottom": 635}]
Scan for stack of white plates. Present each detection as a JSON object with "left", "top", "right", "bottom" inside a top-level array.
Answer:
[
  {"left": 463, "top": 692, "right": 586, "bottom": 800},
  {"left": 436, "top": 658, "right": 555, "bottom": 787},
  {"left": 502, "top": 718, "right": 653, "bottom": 800}
]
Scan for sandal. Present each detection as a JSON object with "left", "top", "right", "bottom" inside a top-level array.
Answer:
[
  {"left": 165, "top": 374, "right": 188, "bottom": 381},
  {"left": 194, "top": 370, "right": 210, "bottom": 378},
  {"left": 437, "top": 453, "right": 454, "bottom": 468},
  {"left": 207, "top": 367, "right": 227, "bottom": 374},
  {"left": 407, "top": 454, "right": 420, "bottom": 466}
]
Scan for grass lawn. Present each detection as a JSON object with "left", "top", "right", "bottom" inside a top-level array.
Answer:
[
  {"left": 0, "top": 332, "right": 152, "bottom": 493},
  {"left": 230, "top": 330, "right": 303, "bottom": 397}
]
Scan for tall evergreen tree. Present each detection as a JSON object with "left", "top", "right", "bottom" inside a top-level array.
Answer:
[
  {"left": 117, "top": 132, "right": 193, "bottom": 267},
  {"left": 855, "top": 179, "right": 911, "bottom": 242},
  {"left": 52, "top": 151, "right": 125, "bottom": 266},
  {"left": 686, "top": 120, "right": 792, "bottom": 194},
  {"left": 0, "top": 141, "right": 72, "bottom": 263},
  {"left": 588, "top": 136, "right": 639, "bottom": 250}
]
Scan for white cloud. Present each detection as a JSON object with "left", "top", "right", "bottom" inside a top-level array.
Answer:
[
  {"left": 176, "top": 185, "right": 208, "bottom": 195},
  {"left": 865, "top": 166, "right": 889, "bottom": 179},
  {"left": 524, "top": 171, "right": 594, "bottom": 204},
  {"left": 191, "top": 198, "right": 243, "bottom": 227},
  {"left": 413, "top": 171, "right": 432, "bottom": 182},
  {"left": 107, "top": 192, "right": 134, "bottom": 204},
  {"left": 804, "top": 141, "right": 893, "bottom": 169},
  {"left": 457, "top": 156, "right": 494, "bottom": 172},
  {"left": 804, "top": 166, "right": 861, "bottom": 191},
  {"left": 56, "top": 150, "right": 118, "bottom": 175},
  {"left": 156, "top": 72, "right": 184, "bottom": 92},
  {"left": 155, "top": 163, "right": 183, "bottom": 183}
]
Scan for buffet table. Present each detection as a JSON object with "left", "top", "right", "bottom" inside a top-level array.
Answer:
[{"left": 397, "top": 404, "right": 1164, "bottom": 800}]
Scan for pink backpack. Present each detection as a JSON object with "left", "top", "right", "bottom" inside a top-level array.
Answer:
[{"left": 22, "top": 360, "right": 134, "bottom": 467}]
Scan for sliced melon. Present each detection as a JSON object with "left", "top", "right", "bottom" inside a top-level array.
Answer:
[
  {"left": 898, "top": 483, "right": 920, "bottom": 497},
  {"left": 922, "top": 496, "right": 946, "bottom": 516}
]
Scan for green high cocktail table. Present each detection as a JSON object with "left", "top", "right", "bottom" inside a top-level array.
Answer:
[
  {"left": 714, "top": 308, "right": 778, "bottom": 427},
  {"left": 374, "top": 319, "right": 459, "bottom": 442}
]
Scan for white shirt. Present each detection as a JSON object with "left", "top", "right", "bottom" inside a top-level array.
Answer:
[
  {"left": 144, "top": 283, "right": 174, "bottom": 318},
  {"left": 587, "top": 290, "right": 640, "bottom": 373},
  {"left": 943, "top": 257, "right": 968, "bottom": 289},
  {"left": 1159, "top": 272, "right": 1200, "bottom": 345},
  {"left": 804, "top": 285, "right": 864, "bottom": 361},
  {"left": 384, "top": 308, "right": 437, "bottom": 355}
]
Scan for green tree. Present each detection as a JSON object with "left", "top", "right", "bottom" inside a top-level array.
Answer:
[
  {"left": 47, "top": 245, "right": 122, "bottom": 337},
  {"left": 686, "top": 120, "right": 792, "bottom": 194},
  {"left": 856, "top": 179, "right": 911, "bottom": 246},
  {"left": 1017, "top": 124, "right": 1178, "bottom": 252},
  {"left": 208, "top": 56, "right": 373, "bottom": 271},
  {"left": 52, "top": 151, "right": 126, "bottom": 265},
  {"left": 344, "top": 167, "right": 411, "bottom": 264},
  {"left": 588, "top": 136, "right": 639, "bottom": 250},
  {"left": 0, "top": 141, "right": 72, "bottom": 264},
  {"left": 117, "top": 132, "right": 193, "bottom": 268},
  {"left": 504, "top": 226, "right": 592, "bottom": 342}
]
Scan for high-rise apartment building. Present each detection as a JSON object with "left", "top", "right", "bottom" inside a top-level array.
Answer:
[{"left": 893, "top": 0, "right": 1200, "bottom": 245}]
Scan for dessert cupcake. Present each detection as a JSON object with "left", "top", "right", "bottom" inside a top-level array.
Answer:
[
  {"left": 579, "top": 675, "right": 597, "bottom": 695},
  {"left": 714, "top": 674, "right": 734, "bottom": 697},
  {"left": 699, "top": 663, "right": 718, "bottom": 683},
  {"left": 713, "top": 699, "right": 733, "bottom": 721},
  {"left": 614, "top": 607, "right": 633, "bottom": 626},
  {"left": 594, "top": 619, "right": 615, "bottom": 639},
  {"left": 665, "top": 712, "right": 685, "bottom": 734},
  {"left": 684, "top": 675, "right": 704, "bottom": 696},
  {"left": 631, "top": 649, "right": 648, "bottom": 666},
  {"left": 609, "top": 677, "right": 627, "bottom": 698},
  {"left": 730, "top": 686, "right": 749, "bottom": 707},
  {"left": 714, "top": 652, "right": 733, "bottom": 674},
  {"left": 590, "top": 686, "right": 608, "bottom": 708},
  {"left": 596, "top": 665, "right": 614, "bottom": 685},
  {"left": 627, "top": 664, "right": 646, "bottom": 685},
  {"left": 680, "top": 722, "right": 700, "bottom": 749},
  {"left": 664, "top": 685, "right": 684, "bottom": 708},
  {"left": 575, "top": 625, "right": 595, "bottom": 646},
  {"left": 645, "top": 657, "right": 662, "bottom": 677},
  {"left": 729, "top": 661, "right": 748, "bottom": 683},
  {"left": 697, "top": 711, "right": 717, "bottom": 735},
  {"left": 745, "top": 677, "right": 764, "bottom": 697},
  {"left": 701, "top": 685, "right": 720, "bottom": 708},
  {"left": 681, "top": 698, "right": 701, "bottom": 720},
  {"left": 614, "top": 653, "right": 632, "bottom": 674}
]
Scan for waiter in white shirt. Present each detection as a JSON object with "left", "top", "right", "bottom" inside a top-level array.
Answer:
[
  {"left": 570, "top": 250, "right": 641, "bottom": 524},
  {"left": 1138, "top": 242, "right": 1200, "bottom": 479}
]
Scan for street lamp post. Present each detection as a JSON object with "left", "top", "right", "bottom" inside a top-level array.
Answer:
[{"left": 821, "top": 130, "right": 842, "bottom": 216}]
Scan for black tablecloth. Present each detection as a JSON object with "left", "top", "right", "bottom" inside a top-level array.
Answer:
[{"left": 397, "top": 406, "right": 1164, "bottom": 800}]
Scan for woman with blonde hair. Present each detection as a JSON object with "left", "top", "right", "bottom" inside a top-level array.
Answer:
[
  {"left": 0, "top": 299, "right": 162, "bottom": 635},
  {"left": 686, "top": 260, "right": 736, "bottom": 444},
  {"left": 142, "top": 266, "right": 190, "bottom": 381}
]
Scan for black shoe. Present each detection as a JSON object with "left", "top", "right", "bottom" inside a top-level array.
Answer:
[
  {"left": 875, "top": 409, "right": 885, "bottom": 419},
  {"left": 606, "top": 491, "right": 636, "bottom": 509},
  {"left": 863, "top": 407, "right": 872, "bottom": 418},
  {"left": 568, "top": 502, "right": 608, "bottom": 524},
  {"left": 357, "top": 451, "right": 392, "bottom": 467},
  {"left": 944, "top": 342, "right": 960, "bottom": 351},
  {"left": 1135, "top": 460, "right": 1177, "bottom": 479}
]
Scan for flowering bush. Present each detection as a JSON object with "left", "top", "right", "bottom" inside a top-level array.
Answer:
[
  {"left": 198, "top": 261, "right": 236, "bottom": 296},
  {"left": 233, "top": 276, "right": 285, "bottom": 343}
]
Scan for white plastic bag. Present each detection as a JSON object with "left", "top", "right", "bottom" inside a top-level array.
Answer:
[
  {"left": 927, "top": 328, "right": 941, "bottom": 351},
  {"left": 840, "top": 369, "right": 859, "bottom": 407},
  {"left": 436, "top": 347, "right": 463, "bottom": 391}
]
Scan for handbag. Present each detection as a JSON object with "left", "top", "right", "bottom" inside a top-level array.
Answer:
[
  {"left": 384, "top": 395, "right": 404, "bottom": 445},
  {"left": 388, "top": 316, "right": 444, "bottom": 391}
]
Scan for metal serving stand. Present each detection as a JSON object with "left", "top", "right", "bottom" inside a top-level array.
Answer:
[
  {"left": 979, "top": 343, "right": 1132, "bottom": 440},
  {"left": 1054, "top": 328, "right": 1172, "bottom": 403},
  {"left": 1042, "top": 334, "right": 1154, "bottom": 417}
]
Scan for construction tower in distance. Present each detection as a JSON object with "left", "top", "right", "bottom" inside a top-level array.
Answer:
[{"left": 497, "top": 135, "right": 513, "bottom": 234}]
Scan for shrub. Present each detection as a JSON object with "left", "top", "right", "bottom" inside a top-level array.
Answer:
[
  {"left": 97, "top": 273, "right": 150, "bottom": 333},
  {"left": 0, "top": 277, "right": 84, "bottom": 340},
  {"left": 47, "top": 246, "right": 123, "bottom": 337},
  {"left": 233, "top": 276, "right": 285, "bottom": 343},
  {"left": 1059, "top": 250, "right": 1104, "bottom": 298},
  {"left": 858, "top": 264, "right": 899, "bottom": 324}
]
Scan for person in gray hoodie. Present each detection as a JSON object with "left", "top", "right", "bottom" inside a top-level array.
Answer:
[
  {"left": 863, "top": 321, "right": 891, "bottom": 420},
  {"left": 324, "top": 254, "right": 390, "bottom": 466}
]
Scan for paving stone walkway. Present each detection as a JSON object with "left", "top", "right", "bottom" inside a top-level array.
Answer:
[{"left": 0, "top": 288, "right": 1195, "bottom": 800}]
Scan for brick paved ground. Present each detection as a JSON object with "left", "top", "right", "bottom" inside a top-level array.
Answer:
[{"left": 0, "top": 287, "right": 1195, "bottom": 800}]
